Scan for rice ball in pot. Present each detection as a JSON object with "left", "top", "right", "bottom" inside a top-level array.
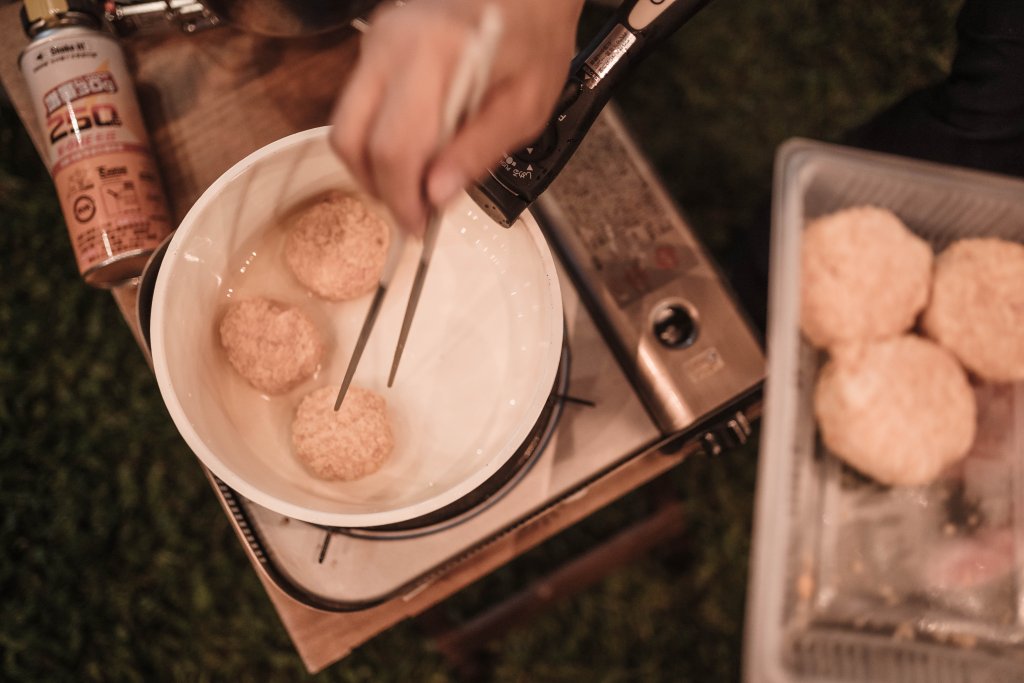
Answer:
[
  {"left": 813, "top": 335, "right": 976, "bottom": 486},
  {"left": 291, "top": 385, "right": 394, "bottom": 481},
  {"left": 922, "top": 237, "right": 1024, "bottom": 382},
  {"left": 801, "top": 206, "right": 933, "bottom": 348},
  {"left": 284, "top": 191, "right": 391, "bottom": 301},
  {"left": 219, "top": 297, "right": 325, "bottom": 395}
]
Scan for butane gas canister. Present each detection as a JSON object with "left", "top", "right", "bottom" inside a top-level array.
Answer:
[{"left": 19, "top": 0, "right": 172, "bottom": 286}]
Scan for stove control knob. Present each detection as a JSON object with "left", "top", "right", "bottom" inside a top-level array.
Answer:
[{"left": 651, "top": 302, "right": 698, "bottom": 349}]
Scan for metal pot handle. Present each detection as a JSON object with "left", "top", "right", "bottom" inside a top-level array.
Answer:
[{"left": 469, "top": 0, "right": 714, "bottom": 227}]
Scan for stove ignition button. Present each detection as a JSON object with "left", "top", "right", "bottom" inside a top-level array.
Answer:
[{"left": 652, "top": 302, "right": 698, "bottom": 349}]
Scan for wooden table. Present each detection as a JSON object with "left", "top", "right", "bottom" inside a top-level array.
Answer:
[{"left": 0, "top": 9, "right": 734, "bottom": 672}]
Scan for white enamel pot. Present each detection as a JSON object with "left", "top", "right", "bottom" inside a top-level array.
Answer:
[{"left": 151, "top": 127, "right": 563, "bottom": 528}]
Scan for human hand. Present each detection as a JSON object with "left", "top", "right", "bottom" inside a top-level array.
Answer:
[{"left": 329, "top": 0, "right": 585, "bottom": 235}]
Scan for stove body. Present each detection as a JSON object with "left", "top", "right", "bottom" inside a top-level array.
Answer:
[{"left": 214, "top": 106, "right": 765, "bottom": 610}]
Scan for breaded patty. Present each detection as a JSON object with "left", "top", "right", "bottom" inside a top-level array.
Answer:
[
  {"left": 922, "top": 238, "right": 1024, "bottom": 382},
  {"left": 284, "top": 191, "right": 390, "bottom": 301},
  {"left": 291, "top": 385, "right": 394, "bottom": 481},
  {"left": 219, "top": 297, "right": 324, "bottom": 395},
  {"left": 814, "top": 335, "right": 976, "bottom": 486},
  {"left": 801, "top": 206, "right": 933, "bottom": 348}
]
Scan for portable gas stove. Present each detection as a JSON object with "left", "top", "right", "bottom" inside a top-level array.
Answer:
[{"left": 200, "top": 105, "right": 765, "bottom": 611}]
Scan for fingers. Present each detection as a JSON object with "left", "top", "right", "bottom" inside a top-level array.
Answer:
[
  {"left": 329, "top": 0, "right": 580, "bottom": 235},
  {"left": 426, "top": 80, "right": 553, "bottom": 207},
  {"left": 365, "top": 56, "right": 447, "bottom": 235},
  {"left": 329, "top": 57, "right": 387, "bottom": 198},
  {"left": 330, "top": 8, "right": 464, "bottom": 236}
]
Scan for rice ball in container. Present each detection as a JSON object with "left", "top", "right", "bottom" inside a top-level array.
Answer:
[
  {"left": 291, "top": 385, "right": 394, "bottom": 481},
  {"left": 800, "top": 206, "right": 933, "bottom": 348},
  {"left": 219, "top": 297, "right": 325, "bottom": 395},
  {"left": 284, "top": 191, "right": 391, "bottom": 301},
  {"left": 813, "top": 335, "right": 976, "bottom": 487},
  {"left": 922, "top": 237, "right": 1024, "bottom": 382}
]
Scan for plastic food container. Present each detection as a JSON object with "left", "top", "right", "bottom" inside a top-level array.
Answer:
[{"left": 745, "top": 139, "right": 1024, "bottom": 683}]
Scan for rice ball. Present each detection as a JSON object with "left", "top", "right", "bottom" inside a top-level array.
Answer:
[
  {"left": 922, "top": 237, "right": 1024, "bottom": 382},
  {"left": 291, "top": 385, "right": 394, "bottom": 481},
  {"left": 219, "top": 297, "right": 325, "bottom": 395},
  {"left": 284, "top": 191, "right": 390, "bottom": 301},
  {"left": 814, "top": 335, "right": 976, "bottom": 486},
  {"left": 801, "top": 206, "right": 933, "bottom": 348}
]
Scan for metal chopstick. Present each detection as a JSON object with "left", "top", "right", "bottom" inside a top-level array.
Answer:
[
  {"left": 335, "top": 4, "right": 503, "bottom": 407},
  {"left": 386, "top": 207, "right": 443, "bottom": 387},
  {"left": 385, "top": 5, "right": 503, "bottom": 388},
  {"left": 334, "top": 234, "right": 405, "bottom": 410}
]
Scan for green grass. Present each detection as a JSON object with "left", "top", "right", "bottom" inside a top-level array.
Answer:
[{"left": 1, "top": 1, "right": 960, "bottom": 680}]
